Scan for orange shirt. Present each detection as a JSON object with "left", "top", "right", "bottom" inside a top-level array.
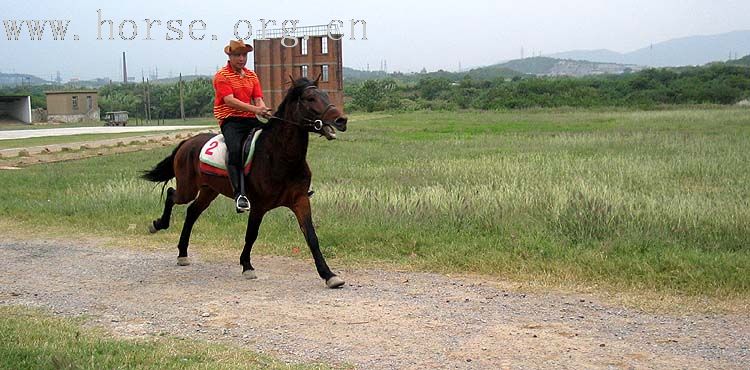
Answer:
[{"left": 213, "top": 62, "right": 264, "bottom": 125}]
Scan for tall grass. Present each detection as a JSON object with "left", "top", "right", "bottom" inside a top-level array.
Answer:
[
  {"left": 0, "top": 306, "right": 326, "bottom": 369},
  {"left": 1, "top": 108, "right": 748, "bottom": 297}
]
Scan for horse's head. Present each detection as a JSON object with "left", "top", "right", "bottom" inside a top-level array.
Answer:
[{"left": 279, "top": 77, "right": 348, "bottom": 140}]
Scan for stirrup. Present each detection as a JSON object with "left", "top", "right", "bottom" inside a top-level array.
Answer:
[{"left": 235, "top": 195, "right": 251, "bottom": 213}]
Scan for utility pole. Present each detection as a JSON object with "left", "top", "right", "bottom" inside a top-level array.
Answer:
[
  {"left": 142, "top": 76, "right": 148, "bottom": 124},
  {"left": 650, "top": 43, "right": 654, "bottom": 67},
  {"left": 179, "top": 73, "right": 185, "bottom": 121},
  {"left": 146, "top": 78, "right": 152, "bottom": 124}
]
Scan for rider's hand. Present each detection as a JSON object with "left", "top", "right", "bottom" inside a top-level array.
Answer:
[
  {"left": 250, "top": 105, "right": 266, "bottom": 115},
  {"left": 259, "top": 107, "right": 273, "bottom": 119}
]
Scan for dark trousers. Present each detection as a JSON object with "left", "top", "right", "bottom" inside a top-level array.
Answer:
[
  {"left": 220, "top": 117, "right": 261, "bottom": 196},
  {"left": 221, "top": 117, "right": 261, "bottom": 168}
]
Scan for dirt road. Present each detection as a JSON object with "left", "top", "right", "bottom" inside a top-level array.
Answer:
[{"left": 1, "top": 240, "right": 747, "bottom": 369}]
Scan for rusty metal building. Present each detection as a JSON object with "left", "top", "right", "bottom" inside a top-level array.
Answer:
[
  {"left": 253, "top": 25, "right": 344, "bottom": 111},
  {"left": 46, "top": 90, "right": 100, "bottom": 123}
]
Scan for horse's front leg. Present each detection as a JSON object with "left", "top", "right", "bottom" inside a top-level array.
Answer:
[
  {"left": 291, "top": 196, "right": 344, "bottom": 288},
  {"left": 240, "top": 210, "right": 265, "bottom": 279}
]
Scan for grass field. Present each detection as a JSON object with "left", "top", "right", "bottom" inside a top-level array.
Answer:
[
  {"left": 0, "top": 117, "right": 215, "bottom": 131},
  {"left": 0, "top": 306, "right": 327, "bottom": 369},
  {"left": 1, "top": 108, "right": 748, "bottom": 299},
  {"left": 0, "top": 129, "right": 209, "bottom": 151}
]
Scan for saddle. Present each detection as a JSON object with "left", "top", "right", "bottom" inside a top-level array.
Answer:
[{"left": 199, "top": 129, "right": 263, "bottom": 177}]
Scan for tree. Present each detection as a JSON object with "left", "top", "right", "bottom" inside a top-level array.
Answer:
[
  {"left": 416, "top": 77, "right": 450, "bottom": 100},
  {"left": 351, "top": 79, "right": 396, "bottom": 112}
]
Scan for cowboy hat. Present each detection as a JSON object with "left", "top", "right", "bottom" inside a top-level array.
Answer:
[{"left": 224, "top": 39, "right": 253, "bottom": 55}]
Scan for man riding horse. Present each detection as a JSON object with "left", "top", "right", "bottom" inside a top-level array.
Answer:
[
  {"left": 143, "top": 39, "right": 348, "bottom": 288},
  {"left": 213, "top": 39, "right": 272, "bottom": 213}
]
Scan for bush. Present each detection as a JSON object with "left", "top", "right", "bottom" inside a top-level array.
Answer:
[{"left": 346, "top": 64, "right": 750, "bottom": 112}]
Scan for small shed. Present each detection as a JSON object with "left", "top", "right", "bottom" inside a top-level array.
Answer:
[
  {"left": 46, "top": 90, "right": 100, "bottom": 123},
  {"left": 0, "top": 95, "right": 32, "bottom": 124}
]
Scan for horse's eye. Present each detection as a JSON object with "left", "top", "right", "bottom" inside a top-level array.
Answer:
[{"left": 306, "top": 97, "right": 315, "bottom": 102}]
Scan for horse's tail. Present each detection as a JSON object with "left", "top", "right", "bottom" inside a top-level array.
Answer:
[{"left": 141, "top": 139, "right": 188, "bottom": 183}]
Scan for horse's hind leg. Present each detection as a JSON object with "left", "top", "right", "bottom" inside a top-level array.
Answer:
[
  {"left": 149, "top": 187, "right": 176, "bottom": 233},
  {"left": 149, "top": 182, "right": 198, "bottom": 233},
  {"left": 176, "top": 187, "right": 218, "bottom": 266}
]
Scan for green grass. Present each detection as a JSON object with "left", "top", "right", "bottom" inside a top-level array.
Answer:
[
  {"left": 0, "top": 129, "right": 208, "bottom": 150},
  {"left": 1, "top": 108, "right": 748, "bottom": 298},
  {"left": 0, "top": 306, "right": 328, "bottom": 369},
  {"left": 0, "top": 117, "right": 215, "bottom": 131}
]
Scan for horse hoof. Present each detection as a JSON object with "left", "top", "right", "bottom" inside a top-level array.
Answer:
[
  {"left": 148, "top": 222, "right": 158, "bottom": 234},
  {"left": 326, "top": 276, "right": 345, "bottom": 289},
  {"left": 242, "top": 270, "right": 257, "bottom": 280},
  {"left": 177, "top": 257, "right": 191, "bottom": 266}
]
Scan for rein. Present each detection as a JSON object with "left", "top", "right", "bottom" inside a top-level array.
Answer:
[{"left": 265, "top": 86, "right": 335, "bottom": 131}]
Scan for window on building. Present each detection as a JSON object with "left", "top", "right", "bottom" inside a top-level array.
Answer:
[
  {"left": 322, "top": 65, "right": 329, "bottom": 82},
  {"left": 301, "top": 38, "right": 308, "bottom": 55},
  {"left": 86, "top": 96, "right": 93, "bottom": 110},
  {"left": 321, "top": 37, "right": 328, "bottom": 54},
  {"left": 72, "top": 96, "right": 78, "bottom": 111},
  {"left": 301, "top": 65, "right": 308, "bottom": 78}
]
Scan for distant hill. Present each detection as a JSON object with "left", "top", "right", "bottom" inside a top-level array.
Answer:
[
  {"left": 63, "top": 78, "right": 112, "bottom": 88},
  {"left": 547, "top": 49, "right": 625, "bottom": 64},
  {"left": 727, "top": 54, "right": 750, "bottom": 66},
  {"left": 549, "top": 30, "right": 750, "bottom": 67},
  {"left": 343, "top": 65, "right": 520, "bottom": 82},
  {"left": 461, "top": 65, "right": 522, "bottom": 79},
  {"left": 343, "top": 57, "right": 639, "bottom": 81},
  {"left": 489, "top": 57, "right": 644, "bottom": 77},
  {"left": 152, "top": 75, "right": 211, "bottom": 85},
  {"left": 0, "top": 72, "right": 49, "bottom": 87},
  {"left": 497, "top": 57, "right": 561, "bottom": 75},
  {"left": 343, "top": 67, "right": 389, "bottom": 81}
]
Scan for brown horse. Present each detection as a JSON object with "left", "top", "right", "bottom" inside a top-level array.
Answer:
[{"left": 142, "top": 77, "right": 348, "bottom": 288}]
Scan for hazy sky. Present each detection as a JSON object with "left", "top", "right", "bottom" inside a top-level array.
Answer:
[{"left": 1, "top": 0, "right": 750, "bottom": 80}]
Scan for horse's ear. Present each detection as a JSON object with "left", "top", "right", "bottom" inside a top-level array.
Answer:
[
  {"left": 314, "top": 74, "right": 321, "bottom": 86},
  {"left": 288, "top": 74, "right": 295, "bottom": 85}
]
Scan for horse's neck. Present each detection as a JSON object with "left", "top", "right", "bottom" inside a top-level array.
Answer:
[{"left": 265, "top": 119, "right": 309, "bottom": 166}]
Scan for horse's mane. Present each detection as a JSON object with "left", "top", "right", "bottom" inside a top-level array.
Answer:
[{"left": 273, "top": 78, "right": 316, "bottom": 119}]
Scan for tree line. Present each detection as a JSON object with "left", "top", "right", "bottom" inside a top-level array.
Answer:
[
  {"left": 3, "top": 63, "right": 749, "bottom": 119},
  {"left": 97, "top": 79, "right": 215, "bottom": 119},
  {"left": 0, "top": 78, "right": 216, "bottom": 120},
  {"left": 346, "top": 64, "right": 750, "bottom": 112}
]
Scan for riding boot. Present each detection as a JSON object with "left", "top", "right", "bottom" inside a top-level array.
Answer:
[{"left": 228, "top": 165, "right": 250, "bottom": 213}]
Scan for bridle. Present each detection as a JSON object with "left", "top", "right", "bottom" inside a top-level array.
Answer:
[{"left": 268, "top": 86, "right": 335, "bottom": 131}]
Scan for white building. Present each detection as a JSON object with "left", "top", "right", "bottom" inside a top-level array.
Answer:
[{"left": 0, "top": 95, "right": 32, "bottom": 124}]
